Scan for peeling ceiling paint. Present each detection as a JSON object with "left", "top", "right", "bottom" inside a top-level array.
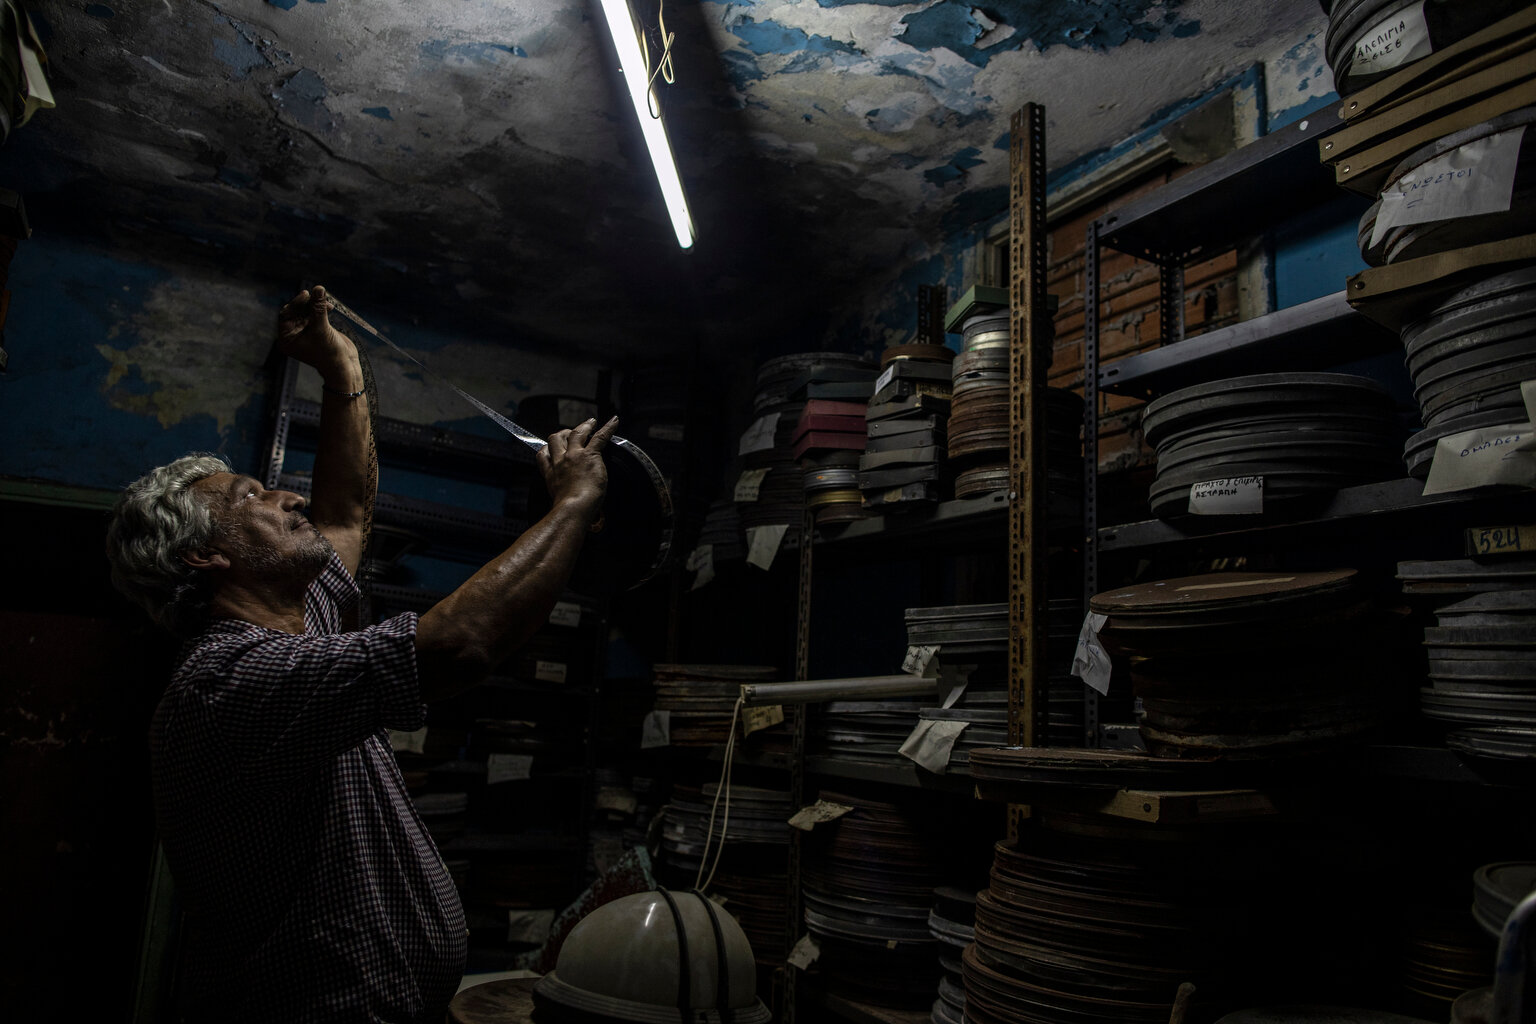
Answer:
[{"left": 7, "top": 0, "right": 1329, "bottom": 362}]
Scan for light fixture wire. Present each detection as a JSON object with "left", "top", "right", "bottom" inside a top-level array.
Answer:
[
  {"left": 694, "top": 692, "right": 743, "bottom": 892},
  {"left": 640, "top": 0, "right": 676, "bottom": 119}
]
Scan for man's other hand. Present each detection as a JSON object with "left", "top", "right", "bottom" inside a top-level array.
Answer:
[
  {"left": 538, "top": 417, "right": 617, "bottom": 527},
  {"left": 277, "top": 285, "right": 355, "bottom": 373}
]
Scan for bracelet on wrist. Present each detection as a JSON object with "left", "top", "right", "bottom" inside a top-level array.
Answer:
[{"left": 322, "top": 383, "right": 366, "bottom": 398}]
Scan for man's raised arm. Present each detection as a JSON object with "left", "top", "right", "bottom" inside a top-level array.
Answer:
[{"left": 276, "top": 285, "right": 374, "bottom": 574}]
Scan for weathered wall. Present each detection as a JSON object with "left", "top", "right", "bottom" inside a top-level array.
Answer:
[{"left": 0, "top": 233, "right": 611, "bottom": 495}]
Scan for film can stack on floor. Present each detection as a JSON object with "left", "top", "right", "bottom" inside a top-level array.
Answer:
[
  {"left": 800, "top": 790, "right": 948, "bottom": 1009},
  {"left": 860, "top": 342, "right": 955, "bottom": 511}
]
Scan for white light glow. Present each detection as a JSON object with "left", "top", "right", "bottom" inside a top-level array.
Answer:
[{"left": 597, "top": 0, "right": 695, "bottom": 249}]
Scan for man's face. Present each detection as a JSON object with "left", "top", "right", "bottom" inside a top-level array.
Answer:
[{"left": 192, "top": 473, "right": 334, "bottom": 582}]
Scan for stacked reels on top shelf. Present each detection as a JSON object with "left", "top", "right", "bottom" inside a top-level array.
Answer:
[
  {"left": 1323, "top": 0, "right": 1529, "bottom": 99},
  {"left": 741, "top": 352, "right": 876, "bottom": 532},
  {"left": 1399, "top": 556, "right": 1536, "bottom": 762},
  {"left": 861, "top": 342, "right": 955, "bottom": 511},
  {"left": 947, "top": 308, "right": 1084, "bottom": 508},
  {"left": 1399, "top": 267, "right": 1536, "bottom": 479},
  {"left": 801, "top": 791, "right": 946, "bottom": 1009},
  {"left": 1359, "top": 108, "right": 1536, "bottom": 269},
  {"left": 1141, "top": 372, "right": 1405, "bottom": 519},
  {"left": 1091, "top": 569, "right": 1400, "bottom": 758}
]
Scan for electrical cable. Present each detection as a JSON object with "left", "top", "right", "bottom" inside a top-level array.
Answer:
[
  {"left": 640, "top": 0, "right": 676, "bottom": 119},
  {"left": 693, "top": 691, "right": 742, "bottom": 892}
]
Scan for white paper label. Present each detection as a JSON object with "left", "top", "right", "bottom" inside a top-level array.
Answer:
[
  {"left": 595, "top": 786, "right": 638, "bottom": 815},
  {"left": 687, "top": 544, "right": 715, "bottom": 591},
  {"left": 874, "top": 364, "right": 896, "bottom": 393},
  {"left": 1071, "top": 611, "right": 1113, "bottom": 696},
  {"left": 899, "top": 719, "right": 969, "bottom": 774},
  {"left": 548, "top": 600, "right": 582, "bottom": 628},
  {"left": 535, "top": 660, "right": 567, "bottom": 684},
  {"left": 788, "top": 799, "right": 854, "bottom": 831},
  {"left": 1373, "top": 126, "right": 1526, "bottom": 246},
  {"left": 902, "top": 643, "right": 940, "bottom": 677},
  {"left": 640, "top": 709, "right": 671, "bottom": 749},
  {"left": 487, "top": 753, "right": 534, "bottom": 784},
  {"left": 1524, "top": 379, "right": 1536, "bottom": 425},
  {"left": 734, "top": 467, "right": 771, "bottom": 502},
  {"left": 1422, "top": 419, "right": 1536, "bottom": 496},
  {"left": 506, "top": 908, "right": 555, "bottom": 945},
  {"left": 941, "top": 680, "right": 968, "bottom": 709},
  {"left": 742, "top": 704, "right": 785, "bottom": 735},
  {"left": 387, "top": 727, "right": 427, "bottom": 754},
  {"left": 1188, "top": 476, "right": 1264, "bottom": 515},
  {"left": 738, "top": 413, "right": 781, "bottom": 455},
  {"left": 1350, "top": 1, "right": 1431, "bottom": 75},
  {"left": 745, "top": 523, "right": 789, "bottom": 570},
  {"left": 788, "top": 933, "right": 821, "bottom": 970}
]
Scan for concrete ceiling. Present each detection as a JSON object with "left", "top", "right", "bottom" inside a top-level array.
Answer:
[{"left": 6, "top": 0, "right": 1328, "bottom": 364}]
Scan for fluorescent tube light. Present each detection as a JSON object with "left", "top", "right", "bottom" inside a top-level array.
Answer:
[{"left": 597, "top": 0, "right": 695, "bottom": 249}]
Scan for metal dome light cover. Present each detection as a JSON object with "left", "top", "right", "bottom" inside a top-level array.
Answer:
[{"left": 533, "top": 888, "right": 770, "bottom": 1024}]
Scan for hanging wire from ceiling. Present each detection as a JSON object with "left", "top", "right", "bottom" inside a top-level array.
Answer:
[{"left": 639, "top": 0, "right": 676, "bottom": 119}]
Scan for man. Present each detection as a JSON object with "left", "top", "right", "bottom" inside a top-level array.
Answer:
[{"left": 104, "top": 286, "right": 616, "bottom": 1023}]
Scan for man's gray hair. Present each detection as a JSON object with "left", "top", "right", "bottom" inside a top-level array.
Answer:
[{"left": 105, "top": 453, "right": 232, "bottom": 637}]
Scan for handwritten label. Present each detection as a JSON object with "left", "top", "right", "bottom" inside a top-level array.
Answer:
[
  {"left": 1188, "top": 476, "right": 1264, "bottom": 515},
  {"left": 788, "top": 799, "right": 854, "bottom": 831},
  {"left": 687, "top": 544, "right": 715, "bottom": 590},
  {"left": 898, "top": 718, "right": 969, "bottom": 774},
  {"left": 548, "top": 601, "right": 582, "bottom": 628},
  {"left": 902, "top": 644, "right": 940, "bottom": 677},
  {"left": 595, "top": 786, "right": 638, "bottom": 815},
  {"left": 535, "top": 660, "right": 568, "bottom": 684},
  {"left": 487, "top": 753, "right": 534, "bottom": 784},
  {"left": 1467, "top": 525, "right": 1534, "bottom": 556},
  {"left": 1350, "top": 2, "right": 1431, "bottom": 75},
  {"left": 742, "top": 704, "right": 785, "bottom": 735},
  {"left": 788, "top": 933, "right": 821, "bottom": 970},
  {"left": 1373, "top": 126, "right": 1526, "bottom": 246},
  {"left": 738, "top": 413, "right": 780, "bottom": 455},
  {"left": 745, "top": 523, "right": 789, "bottom": 570},
  {"left": 734, "top": 467, "right": 771, "bottom": 502},
  {"left": 640, "top": 709, "right": 671, "bottom": 749},
  {"left": 387, "top": 727, "right": 427, "bottom": 754},
  {"left": 1422, "top": 421, "right": 1536, "bottom": 496},
  {"left": 1071, "top": 611, "right": 1112, "bottom": 696},
  {"left": 874, "top": 364, "right": 896, "bottom": 393}
]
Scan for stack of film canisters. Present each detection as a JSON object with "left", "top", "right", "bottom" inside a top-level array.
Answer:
[
  {"left": 744, "top": 353, "right": 875, "bottom": 531},
  {"left": 1399, "top": 266, "right": 1536, "bottom": 479},
  {"left": 861, "top": 343, "right": 955, "bottom": 510},
  {"left": 1141, "top": 372, "right": 1404, "bottom": 519},
  {"left": 1400, "top": 555, "right": 1536, "bottom": 762},
  {"left": 1322, "top": 0, "right": 1529, "bottom": 99},
  {"left": 795, "top": 399, "right": 872, "bottom": 525},
  {"left": 1359, "top": 108, "right": 1536, "bottom": 269}
]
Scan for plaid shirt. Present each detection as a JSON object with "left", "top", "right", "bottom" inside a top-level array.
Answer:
[{"left": 151, "top": 554, "right": 466, "bottom": 1023}]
